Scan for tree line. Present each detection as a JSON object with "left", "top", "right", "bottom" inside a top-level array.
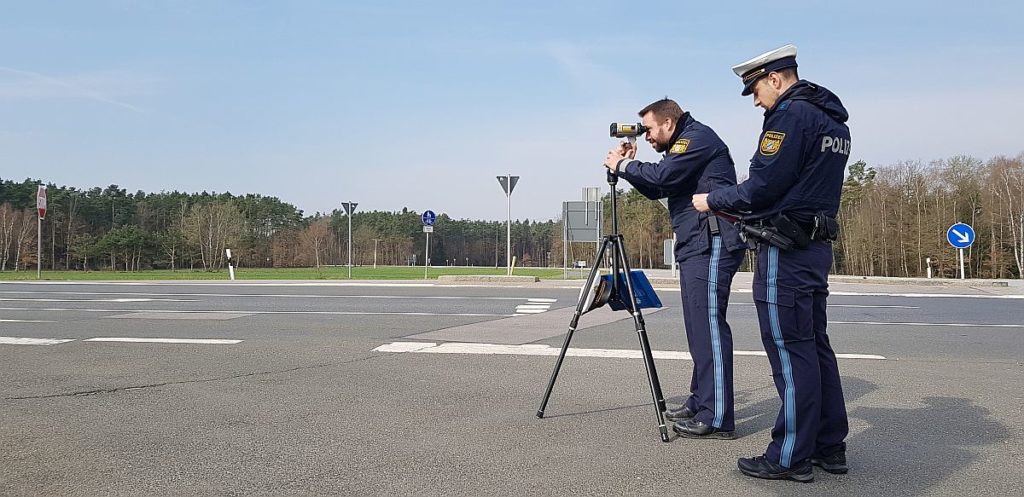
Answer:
[
  {"left": 0, "top": 179, "right": 560, "bottom": 272},
  {"left": 2, "top": 152, "right": 1022, "bottom": 278},
  {"left": 836, "top": 154, "right": 1024, "bottom": 279}
]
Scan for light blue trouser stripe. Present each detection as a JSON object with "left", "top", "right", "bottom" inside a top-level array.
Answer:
[
  {"left": 707, "top": 236, "right": 724, "bottom": 428},
  {"left": 767, "top": 246, "right": 797, "bottom": 467}
]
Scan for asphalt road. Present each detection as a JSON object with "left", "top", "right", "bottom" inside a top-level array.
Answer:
[{"left": 1, "top": 278, "right": 1022, "bottom": 496}]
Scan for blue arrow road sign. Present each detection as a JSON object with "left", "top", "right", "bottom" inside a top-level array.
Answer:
[
  {"left": 946, "top": 223, "right": 975, "bottom": 249},
  {"left": 422, "top": 210, "right": 436, "bottom": 226}
]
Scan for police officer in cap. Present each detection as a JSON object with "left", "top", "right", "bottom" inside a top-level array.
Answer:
[
  {"left": 605, "top": 98, "right": 746, "bottom": 440},
  {"left": 692, "top": 45, "right": 851, "bottom": 482}
]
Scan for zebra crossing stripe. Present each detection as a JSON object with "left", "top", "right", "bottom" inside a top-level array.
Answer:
[{"left": 516, "top": 298, "right": 555, "bottom": 315}]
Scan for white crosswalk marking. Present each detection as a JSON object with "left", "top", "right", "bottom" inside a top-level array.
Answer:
[{"left": 516, "top": 298, "right": 555, "bottom": 315}]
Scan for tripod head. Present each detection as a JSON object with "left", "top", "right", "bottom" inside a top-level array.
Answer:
[
  {"left": 610, "top": 122, "right": 648, "bottom": 138},
  {"left": 608, "top": 121, "right": 643, "bottom": 185}
]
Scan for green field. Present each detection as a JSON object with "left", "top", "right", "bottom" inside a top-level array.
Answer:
[{"left": 0, "top": 266, "right": 574, "bottom": 281}]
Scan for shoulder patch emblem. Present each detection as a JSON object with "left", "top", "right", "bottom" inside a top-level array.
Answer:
[
  {"left": 760, "top": 131, "right": 785, "bottom": 156},
  {"left": 669, "top": 139, "right": 690, "bottom": 154}
]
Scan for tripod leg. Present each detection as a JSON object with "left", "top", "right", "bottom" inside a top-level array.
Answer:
[
  {"left": 614, "top": 235, "right": 670, "bottom": 442},
  {"left": 537, "top": 237, "right": 613, "bottom": 418}
]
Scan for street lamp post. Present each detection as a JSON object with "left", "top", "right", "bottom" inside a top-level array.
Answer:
[
  {"left": 496, "top": 174, "right": 519, "bottom": 276},
  {"left": 341, "top": 201, "right": 358, "bottom": 278}
]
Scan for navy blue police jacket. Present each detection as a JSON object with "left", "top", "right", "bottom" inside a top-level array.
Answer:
[
  {"left": 617, "top": 113, "right": 745, "bottom": 261},
  {"left": 707, "top": 80, "right": 850, "bottom": 224}
]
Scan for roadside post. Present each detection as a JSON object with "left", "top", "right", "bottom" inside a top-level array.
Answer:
[{"left": 225, "top": 248, "right": 236, "bottom": 281}]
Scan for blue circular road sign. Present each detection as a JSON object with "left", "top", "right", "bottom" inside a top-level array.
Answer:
[
  {"left": 946, "top": 223, "right": 975, "bottom": 249},
  {"left": 422, "top": 210, "right": 436, "bottom": 226}
]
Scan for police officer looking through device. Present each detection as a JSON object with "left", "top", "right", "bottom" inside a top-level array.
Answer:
[
  {"left": 692, "top": 44, "right": 850, "bottom": 482},
  {"left": 604, "top": 98, "right": 746, "bottom": 440}
]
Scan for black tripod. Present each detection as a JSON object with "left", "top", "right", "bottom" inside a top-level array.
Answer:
[{"left": 536, "top": 169, "right": 670, "bottom": 442}]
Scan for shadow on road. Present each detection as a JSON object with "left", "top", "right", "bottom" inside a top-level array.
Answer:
[
  {"left": 730, "top": 377, "right": 1009, "bottom": 494},
  {"left": 843, "top": 395, "right": 1009, "bottom": 495}
]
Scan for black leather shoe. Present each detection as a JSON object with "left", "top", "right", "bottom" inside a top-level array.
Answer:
[
  {"left": 672, "top": 418, "right": 736, "bottom": 440},
  {"left": 665, "top": 405, "right": 696, "bottom": 421},
  {"left": 737, "top": 455, "right": 813, "bottom": 482},
  {"left": 810, "top": 450, "right": 848, "bottom": 474}
]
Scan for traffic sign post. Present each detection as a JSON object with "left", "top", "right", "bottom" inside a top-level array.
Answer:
[
  {"left": 497, "top": 175, "right": 519, "bottom": 276},
  {"left": 422, "top": 210, "right": 435, "bottom": 279},
  {"left": 946, "top": 223, "right": 975, "bottom": 279},
  {"left": 36, "top": 185, "right": 46, "bottom": 279},
  {"left": 342, "top": 201, "right": 358, "bottom": 278}
]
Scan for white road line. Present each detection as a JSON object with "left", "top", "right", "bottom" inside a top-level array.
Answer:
[
  {"left": 0, "top": 319, "right": 54, "bottom": 323},
  {"left": 0, "top": 281, "right": 438, "bottom": 288},
  {"left": 731, "top": 350, "right": 888, "bottom": 360},
  {"left": 555, "top": 286, "right": 1024, "bottom": 300},
  {"left": 84, "top": 338, "right": 243, "bottom": 345},
  {"left": 0, "top": 291, "right": 546, "bottom": 302},
  {"left": 829, "top": 304, "right": 919, "bottom": 309},
  {"left": 373, "top": 342, "right": 886, "bottom": 360},
  {"left": 829, "top": 291, "right": 1024, "bottom": 299},
  {"left": 832, "top": 320, "right": 1024, "bottom": 329},
  {"left": 516, "top": 305, "right": 551, "bottom": 310},
  {"left": 0, "top": 337, "right": 75, "bottom": 345},
  {"left": 730, "top": 303, "right": 919, "bottom": 309},
  {"left": 0, "top": 307, "right": 513, "bottom": 317},
  {"left": 0, "top": 297, "right": 197, "bottom": 303}
]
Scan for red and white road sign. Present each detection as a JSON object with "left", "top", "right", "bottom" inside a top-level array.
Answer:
[{"left": 37, "top": 185, "right": 47, "bottom": 219}]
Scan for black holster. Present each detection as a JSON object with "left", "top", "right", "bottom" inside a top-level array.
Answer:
[
  {"left": 739, "top": 223, "right": 795, "bottom": 251},
  {"left": 811, "top": 212, "right": 840, "bottom": 241},
  {"left": 770, "top": 213, "right": 812, "bottom": 249}
]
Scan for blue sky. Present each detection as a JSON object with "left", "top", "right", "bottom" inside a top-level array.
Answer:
[{"left": 2, "top": 1, "right": 1021, "bottom": 221}]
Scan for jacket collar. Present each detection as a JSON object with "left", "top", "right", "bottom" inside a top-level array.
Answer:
[{"left": 669, "top": 112, "right": 692, "bottom": 143}]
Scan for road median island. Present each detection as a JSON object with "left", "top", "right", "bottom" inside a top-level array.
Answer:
[{"left": 437, "top": 275, "right": 539, "bottom": 284}]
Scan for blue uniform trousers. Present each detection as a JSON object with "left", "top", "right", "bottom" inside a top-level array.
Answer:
[
  {"left": 678, "top": 235, "right": 745, "bottom": 431},
  {"left": 753, "top": 242, "right": 849, "bottom": 468}
]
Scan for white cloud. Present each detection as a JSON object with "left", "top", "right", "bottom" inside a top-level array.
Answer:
[
  {"left": 0, "top": 67, "right": 158, "bottom": 112},
  {"left": 543, "top": 41, "right": 633, "bottom": 97}
]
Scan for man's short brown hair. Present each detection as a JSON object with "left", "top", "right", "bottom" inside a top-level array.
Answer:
[
  {"left": 776, "top": 67, "right": 799, "bottom": 81},
  {"left": 638, "top": 98, "right": 684, "bottom": 123}
]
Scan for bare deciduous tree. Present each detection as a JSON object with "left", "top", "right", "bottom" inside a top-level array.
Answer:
[
  {"left": 183, "top": 202, "right": 243, "bottom": 271},
  {"left": 300, "top": 219, "right": 331, "bottom": 268}
]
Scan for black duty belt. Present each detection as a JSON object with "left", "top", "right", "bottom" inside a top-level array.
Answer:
[{"left": 744, "top": 213, "right": 839, "bottom": 250}]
